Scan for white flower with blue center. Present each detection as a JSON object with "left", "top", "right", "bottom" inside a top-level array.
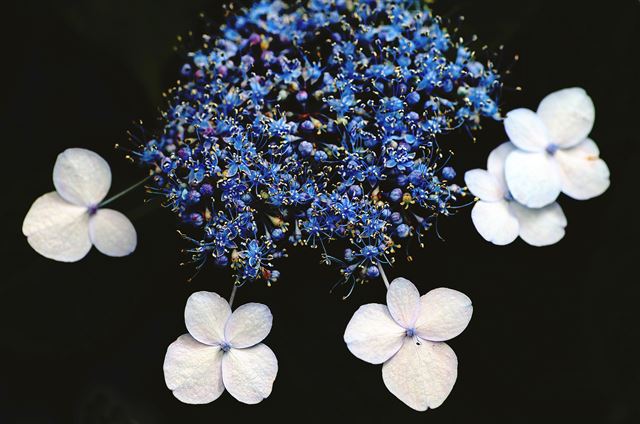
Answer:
[
  {"left": 503, "top": 87, "right": 610, "bottom": 208},
  {"left": 22, "top": 148, "right": 137, "bottom": 262},
  {"left": 163, "top": 291, "right": 278, "bottom": 405},
  {"left": 465, "top": 142, "right": 567, "bottom": 246},
  {"left": 344, "top": 277, "right": 472, "bottom": 411}
]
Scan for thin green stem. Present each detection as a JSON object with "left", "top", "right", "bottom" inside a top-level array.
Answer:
[
  {"left": 99, "top": 174, "right": 152, "bottom": 208},
  {"left": 229, "top": 284, "right": 238, "bottom": 308},
  {"left": 377, "top": 261, "right": 390, "bottom": 290}
]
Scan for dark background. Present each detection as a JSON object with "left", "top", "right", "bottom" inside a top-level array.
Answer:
[{"left": 1, "top": 0, "right": 639, "bottom": 422}]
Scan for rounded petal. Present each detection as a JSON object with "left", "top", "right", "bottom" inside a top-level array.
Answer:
[
  {"left": 22, "top": 192, "right": 92, "bottom": 262},
  {"left": 387, "top": 277, "right": 420, "bottom": 329},
  {"left": 415, "top": 288, "right": 473, "bottom": 342},
  {"left": 510, "top": 202, "right": 567, "bottom": 247},
  {"left": 464, "top": 169, "right": 504, "bottom": 202},
  {"left": 555, "top": 139, "right": 610, "bottom": 200},
  {"left": 487, "top": 142, "right": 516, "bottom": 187},
  {"left": 225, "top": 303, "right": 273, "bottom": 349},
  {"left": 344, "top": 304, "right": 406, "bottom": 364},
  {"left": 382, "top": 338, "right": 458, "bottom": 411},
  {"left": 505, "top": 150, "right": 561, "bottom": 208},
  {"left": 222, "top": 343, "right": 278, "bottom": 404},
  {"left": 163, "top": 334, "right": 225, "bottom": 404},
  {"left": 537, "top": 87, "right": 595, "bottom": 148},
  {"left": 185, "top": 292, "right": 231, "bottom": 346},
  {"left": 470, "top": 200, "right": 519, "bottom": 246},
  {"left": 53, "top": 148, "right": 112, "bottom": 206},
  {"left": 503, "top": 108, "right": 550, "bottom": 152},
  {"left": 88, "top": 209, "right": 137, "bottom": 257}
]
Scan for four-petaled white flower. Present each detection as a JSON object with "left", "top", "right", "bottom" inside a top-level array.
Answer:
[
  {"left": 465, "top": 142, "right": 567, "bottom": 246},
  {"left": 164, "top": 291, "right": 278, "bottom": 405},
  {"left": 503, "top": 87, "right": 610, "bottom": 208},
  {"left": 344, "top": 277, "right": 472, "bottom": 411},
  {"left": 22, "top": 148, "right": 137, "bottom": 262}
]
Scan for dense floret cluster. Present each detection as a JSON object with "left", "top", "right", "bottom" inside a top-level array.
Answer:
[{"left": 134, "top": 0, "right": 502, "bottom": 291}]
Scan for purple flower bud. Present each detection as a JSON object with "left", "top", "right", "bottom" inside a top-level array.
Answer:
[
  {"left": 248, "top": 33, "right": 261, "bottom": 45},
  {"left": 272, "top": 228, "right": 284, "bottom": 241},
  {"left": 298, "top": 141, "right": 314, "bottom": 156},
  {"left": 406, "top": 91, "right": 421, "bottom": 105},
  {"left": 344, "top": 248, "right": 354, "bottom": 261},
  {"left": 389, "top": 188, "right": 403, "bottom": 202},
  {"left": 314, "top": 150, "right": 328, "bottom": 162},
  {"left": 396, "top": 223, "right": 410, "bottom": 238},
  {"left": 301, "top": 120, "right": 314, "bottom": 131},
  {"left": 199, "top": 183, "right": 214, "bottom": 197},
  {"left": 296, "top": 90, "right": 308, "bottom": 102},
  {"left": 189, "top": 212, "right": 204, "bottom": 227},
  {"left": 366, "top": 265, "right": 380, "bottom": 279},
  {"left": 442, "top": 166, "right": 456, "bottom": 180},
  {"left": 180, "top": 63, "right": 192, "bottom": 77}
]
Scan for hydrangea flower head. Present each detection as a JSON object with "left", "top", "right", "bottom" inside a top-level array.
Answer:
[{"left": 133, "top": 0, "right": 502, "bottom": 288}]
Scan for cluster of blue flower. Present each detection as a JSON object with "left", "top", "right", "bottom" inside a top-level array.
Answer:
[{"left": 135, "top": 0, "right": 502, "bottom": 291}]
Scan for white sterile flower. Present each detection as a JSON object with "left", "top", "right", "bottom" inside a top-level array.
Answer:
[
  {"left": 163, "top": 291, "right": 278, "bottom": 405},
  {"left": 22, "top": 148, "right": 137, "bottom": 262},
  {"left": 503, "top": 87, "right": 610, "bottom": 208},
  {"left": 465, "top": 142, "right": 567, "bottom": 246},
  {"left": 344, "top": 278, "right": 472, "bottom": 411}
]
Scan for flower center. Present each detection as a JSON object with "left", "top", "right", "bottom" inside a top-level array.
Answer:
[
  {"left": 88, "top": 205, "right": 98, "bottom": 216},
  {"left": 406, "top": 328, "right": 416, "bottom": 337},
  {"left": 220, "top": 342, "right": 231, "bottom": 352},
  {"left": 546, "top": 143, "right": 559, "bottom": 155}
]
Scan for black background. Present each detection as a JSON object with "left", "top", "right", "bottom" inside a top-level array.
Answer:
[{"left": 1, "top": 0, "right": 639, "bottom": 423}]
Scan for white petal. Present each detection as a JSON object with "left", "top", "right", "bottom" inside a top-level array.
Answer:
[
  {"left": 382, "top": 338, "right": 458, "bottom": 411},
  {"left": 415, "top": 288, "right": 473, "bottom": 342},
  {"left": 185, "top": 291, "right": 231, "bottom": 346},
  {"left": 503, "top": 108, "right": 550, "bottom": 152},
  {"left": 571, "top": 137, "right": 600, "bottom": 156},
  {"left": 555, "top": 139, "right": 610, "bottom": 200},
  {"left": 387, "top": 277, "right": 420, "bottom": 329},
  {"left": 225, "top": 303, "right": 273, "bottom": 348},
  {"left": 53, "top": 148, "right": 112, "bottom": 206},
  {"left": 510, "top": 202, "right": 567, "bottom": 247},
  {"left": 22, "top": 192, "right": 92, "bottom": 262},
  {"left": 487, "top": 142, "right": 516, "bottom": 188},
  {"left": 344, "top": 304, "right": 406, "bottom": 364},
  {"left": 464, "top": 169, "right": 504, "bottom": 202},
  {"left": 222, "top": 343, "right": 278, "bottom": 404},
  {"left": 470, "top": 200, "right": 519, "bottom": 246},
  {"left": 505, "top": 150, "right": 561, "bottom": 208},
  {"left": 163, "top": 334, "right": 224, "bottom": 404},
  {"left": 88, "top": 209, "right": 136, "bottom": 257},
  {"left": 537, "top": 87, "right": 595, "bottom": 148}
]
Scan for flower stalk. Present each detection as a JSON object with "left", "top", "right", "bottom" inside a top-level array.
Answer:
[
  {"left": 376, "top": 261, "right": 390, "bottom": 290},
  {"left": 99, "top": 174, "right": 152, "bottom": 208}
]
